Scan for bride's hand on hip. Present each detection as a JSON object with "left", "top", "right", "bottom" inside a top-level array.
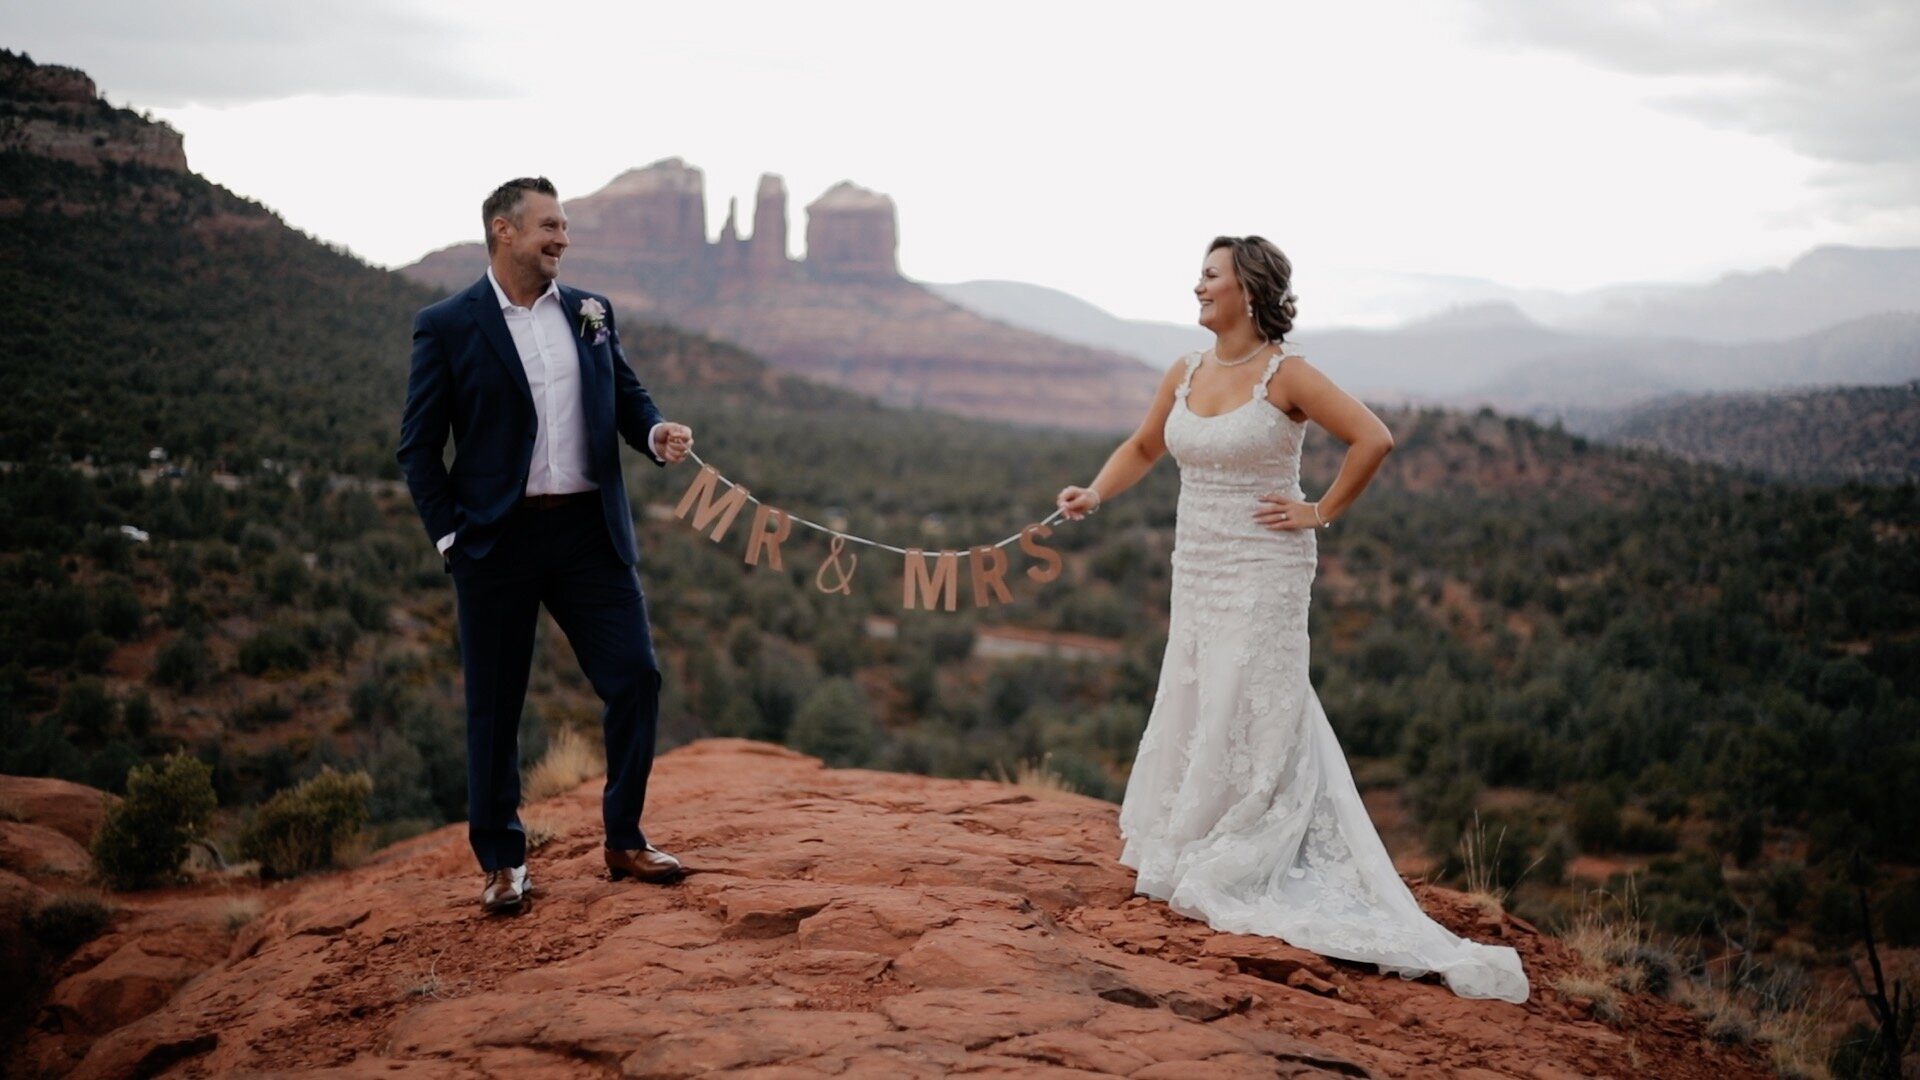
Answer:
[
  {"left": 1255, "top": 494, "right": 1323, "bottom": 531},
  {"left": 1057, "top": 486, "right": 1101, "bottom": 521}
]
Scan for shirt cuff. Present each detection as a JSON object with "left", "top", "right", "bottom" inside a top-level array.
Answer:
[
  {"left": 647, "top": 423, "right": 666, "bottom": 459},
  {"left": 436, "top": 532, "right": 456, "bottom": 555}
]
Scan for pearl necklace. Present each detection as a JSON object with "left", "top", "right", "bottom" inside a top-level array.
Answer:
[{"left": 1210, "top": 340, "right": 1270, "bottom": 368}]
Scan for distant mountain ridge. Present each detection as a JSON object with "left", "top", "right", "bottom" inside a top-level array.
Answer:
[
  {"left": 1460, "top": 312, "right": 1920, "bottom": 415},
  {"left": 1562, "top": 245, "right": 1920, "bottom": 343},
  {"left": 927, "top": 279, "right": 1209, "bottom": 367},
  {"left": 1569, "top": 381, "right": 1920, "bottom": 485},
  {"left": 929, "top": 248, "right": 1920, "bottom": 414}
]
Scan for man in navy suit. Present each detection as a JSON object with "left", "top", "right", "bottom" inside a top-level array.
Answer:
[{"left": 399, "top": 177, "right": 693, "bottom": 913}]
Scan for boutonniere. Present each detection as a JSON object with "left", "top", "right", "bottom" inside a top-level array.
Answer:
[{"left": 577, "top": 297, "right": 608, "bottom": 345}]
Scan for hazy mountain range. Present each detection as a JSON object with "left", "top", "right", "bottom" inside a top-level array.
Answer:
[{"left": 932, "top": 247, "right": 1920, "bottom": 418}]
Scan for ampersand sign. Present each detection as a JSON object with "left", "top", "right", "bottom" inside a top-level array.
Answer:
[{"left": 815, "top": 534, "right": 858, "bottom": 595}]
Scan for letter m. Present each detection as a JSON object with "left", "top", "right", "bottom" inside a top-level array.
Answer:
[{"left": 673, "top": 466, "right": 749, "bottom": 542}]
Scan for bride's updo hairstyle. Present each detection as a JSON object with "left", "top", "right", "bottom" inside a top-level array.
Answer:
[{"left": 1209, "top": 235, "right": 1297, "bottom": 343}]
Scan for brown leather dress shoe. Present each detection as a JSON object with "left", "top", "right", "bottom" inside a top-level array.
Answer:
[
  {"left": 605, "top": 844, "right": 684, "bottom": 884},
  {"left": 482, "top": 865, "right": 532, "bottom": 913}
]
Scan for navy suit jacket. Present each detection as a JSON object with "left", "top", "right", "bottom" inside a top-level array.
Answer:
[{"left": 398, "top": 275, "right": 666, "bottom": 566}]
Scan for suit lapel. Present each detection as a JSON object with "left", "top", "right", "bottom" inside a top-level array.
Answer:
[{"left": 467, "top": 277, "right": 533, "bottom": 406}]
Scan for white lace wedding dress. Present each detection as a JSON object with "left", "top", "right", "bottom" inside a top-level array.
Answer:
[{"left": 1118, "top": 349, "right": 1530, "bottom": 1003}]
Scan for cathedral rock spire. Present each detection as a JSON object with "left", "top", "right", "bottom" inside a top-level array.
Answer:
[{"left": 749, "top": 174, "right": 791, "bottom": 277}]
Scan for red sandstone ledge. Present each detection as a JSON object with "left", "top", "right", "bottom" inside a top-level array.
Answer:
[{"left": 7, "top": 740, "right": 1773, "bottom": 1079}]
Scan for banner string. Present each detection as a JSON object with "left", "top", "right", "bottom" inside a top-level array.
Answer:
[{"left": 685, "top": 449, "right": 1069, "bottom": 557}]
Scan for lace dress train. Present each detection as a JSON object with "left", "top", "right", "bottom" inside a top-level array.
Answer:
[{"left": 1117, "top": 350, "right": 1529, "bottom": 1004}]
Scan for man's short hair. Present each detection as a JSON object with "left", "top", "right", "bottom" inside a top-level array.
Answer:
[{"left": 483, "top": 177, "right": 558, "bottom": 253}]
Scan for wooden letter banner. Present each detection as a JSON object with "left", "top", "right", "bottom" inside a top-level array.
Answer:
[{"left": 672, "top": 464, "right": 1066, "bottom": 612}]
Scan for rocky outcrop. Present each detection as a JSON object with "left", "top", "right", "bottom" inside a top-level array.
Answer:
[
  {"left": 804, "top": 181, "right": 898, "bottom": 281},
  {"left": 0, "top": 774, "right": 239, "bottom": 1072},
  {"left": 749, "top": 173, "right": 792, "bottom": 278},
  {"left": 403, "top": 159, "right": 1162, "bottom": 431},
  {"left": 0, "top": 821, "right": 93, "bottom": 879},
  {"left": 21, "top": 741, "right": 1772, "bottom": 1079},
  {"left": 570, "top": 158, "right": 710, "bottom": 267},
  {"left": 0, "top": 50, "right": 189, "bottom": 172},
  {"left": 0, "top": 775, "right": 112, "bottom": 848}
]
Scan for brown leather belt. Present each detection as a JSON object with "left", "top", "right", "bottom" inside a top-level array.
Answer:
[{"left": 517, "top": 491, "right": 596, "bottom": 512}]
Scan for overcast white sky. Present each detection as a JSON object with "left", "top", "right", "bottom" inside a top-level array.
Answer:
[{"left": 10, "top": 0, "right": 1917, "bottom": 326}]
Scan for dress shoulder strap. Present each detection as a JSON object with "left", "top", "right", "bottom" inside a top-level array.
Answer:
[
  {"left": 1253, "top": 346, "right": 1294, "bottom": 397},
  {"left": 1176, "top": 350, "right": 1204, "bottom": 396}
]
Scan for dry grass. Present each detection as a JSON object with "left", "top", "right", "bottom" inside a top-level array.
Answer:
[
  {"left": 524, "top": 727, "right": 606, "bottom": 802},
  {"left": 405, "top": 972, "right": 443, "bottom": 999},
  {"left": 992, "top": 754, "right": 1077, "bottom": 797},
  {"left": 332, "top": 830, "right": 378, "bottom": 869},
  {"left": 400, "top": 951, "right": 466, "bottom": 1001},
  {"left": 215, "top": 895, "right": 264, "bottom": 934},
  {"left": 1564, "top": 900, "right": 1648, "bottom": 979},
  {"left": 1457, "top": 812, "right": 1537, "bottom": 918},
  {"left": 1551, "top": 972, "right": 1623, "bottom": 1021},
  {"left": 1678, "top": 979, "right": 1756, "bottom": 1046},
  {"left": 1755, "top": 991, "right": 1838, "bottom": 1080},
  {"left": 524, "top": 815, "right": 558, "bottom": 853},
  {"left": 1553, "top": 884, "right": 1683, "bottom": 1026},
  {"left": 1672, "top": 968, "right": 1840, "bottom": 1078}
]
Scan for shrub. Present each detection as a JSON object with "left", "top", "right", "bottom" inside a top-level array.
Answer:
[
  {"left": 259, "top": 552, "right": 311, "bottom": 604},
  {"left": 1880, "top": 877, "right": 1920, "bottom": 947},
  {"left": 83, "top": 740, "right": 144, "bottom": 794},
  {"left": 1618, "top": 808, "right": 1678, "bottom": 854},
  {"left": 74, "top": 631, "right": 117, "bottom": 674},
  {"left": 237, "top": 622, "right": 314, "bottom": 676},
  {"left": 813, "top": 620, "right": 868, "bottom": 677},
  {"left": 789, "top": 678, "right": 877, "bottom": 768},
  {"left": 26, "top": 892, "right": 116, "bottom": 952},
  {"left": 1572, "top": 785, "right": 1622, "bottom": 852},
  {"left": 121, "top": 689, "right": 155, "bottom": 739},
  {"left": 152, "top": 630, "right": 214, "bottom": 692},
  {"left": 95, "top": 581, "right": 145, "bottom": 639},
  {"left": 240, "top": 767, "right": 372, "bottom": 877},
  {"left": 228, "top": 694, "right": 293, "bottom": 732},
  {"left": 92, "top": 752, "right": 218, "bottom": 889},
  {"left": 1045, "top": 747, "right": 1118, "bottom": 802},
  {"left": 57, "top": 678, "right": 117, "bottom": 742},
  {"left": 1755, "top": 860, "right": 1809, "bottom": 924}
]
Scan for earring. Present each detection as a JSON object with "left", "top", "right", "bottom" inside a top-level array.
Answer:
[{"left": 1245, "top": 300, "right": 1254, "bottom": 320}]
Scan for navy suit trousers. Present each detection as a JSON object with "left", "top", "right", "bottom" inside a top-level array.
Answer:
[{"left": 450, "top": 499, "right": 660, "bottom": 871}]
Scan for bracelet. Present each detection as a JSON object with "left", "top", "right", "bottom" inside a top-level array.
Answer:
[
  {"left": 1086, "top": 488, "right": 1102, "bottom": 515},
  {"left": 1312, "top": 501, "right": 1331, "bottom": 529}
]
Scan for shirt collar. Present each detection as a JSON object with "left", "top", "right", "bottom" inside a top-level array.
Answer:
[{"left": 486, "top": 266, "right": 561, "bottom": 311}]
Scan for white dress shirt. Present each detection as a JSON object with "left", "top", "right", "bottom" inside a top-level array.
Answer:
[
  {"left": 490, "top": 267, "right": 595, "bottom": 498},
  {"left": 436, "top": 270, "right": 666, "bottom": 554}
]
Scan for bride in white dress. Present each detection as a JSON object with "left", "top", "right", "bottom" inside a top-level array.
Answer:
[{"left": 1057, "top": 236, "right": 1529, "bottom": 1003}]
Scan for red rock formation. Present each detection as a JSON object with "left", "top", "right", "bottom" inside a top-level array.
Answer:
[
  {"left": 0, "top": 50, "right": 189, "bottom": 172},
  {"left": 805, "top": 181, "right": 899, "bottom": 280},
  {"left": 567, "top": 157, "right": 710, "bottom": 269},
  {"left": 402, "top": 160, "right": 1162, "bottom": 431},
  {"left": 749, "top": 173, "right": 792, "bottom": 278},
  {"left": 0, "top": 775, "right": 236, "bottom": 1070},
  {"left": 15, "top": 742, "right": 1774, "bottom": 1079},
  {"left": 0, "top": 775, "right": 112, "bottom": 848}
]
